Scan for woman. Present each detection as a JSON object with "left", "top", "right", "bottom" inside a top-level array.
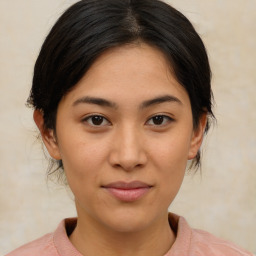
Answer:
[{"left": 6, "top": 0, "right": 253, "bottom": 255}]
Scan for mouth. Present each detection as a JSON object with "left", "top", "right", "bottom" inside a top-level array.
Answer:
[{"left": 102, "top": 181, "right": 153, "bottom": 202}]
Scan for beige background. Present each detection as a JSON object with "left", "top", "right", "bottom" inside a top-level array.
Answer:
[{"left": 0, "top": 0, "right": 255, "bottom": 254}]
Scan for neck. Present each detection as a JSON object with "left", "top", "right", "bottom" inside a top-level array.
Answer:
[{"left": 69, "top": 212, "right": 175, "bottom": 256}]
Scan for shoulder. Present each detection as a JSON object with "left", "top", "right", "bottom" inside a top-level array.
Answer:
[
  {"left": 5, "top": 233, "right": 59, "bottom": 256},
  {"left": 168, "top": 213, "right": 254, "bottom": 256},
  {"left": 190, "top": 224, "right": 254, "bottom": 256},
  {"left": 5, "top": 218, "right": 78, "bottom": 256}
]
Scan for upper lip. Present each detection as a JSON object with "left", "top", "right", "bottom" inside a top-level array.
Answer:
[{"left": 102, "top": 181, "right": 152, "bottom": 189}]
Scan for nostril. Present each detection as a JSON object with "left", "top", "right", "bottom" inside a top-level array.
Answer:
[
  {"left": 112, "top": 161, "right": 145, "bottom": 172},
  {"left": 108, "top": 135, "right": 147, "bottom": 170}
]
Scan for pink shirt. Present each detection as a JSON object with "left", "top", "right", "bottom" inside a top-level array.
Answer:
[{"left": 6, "top": 213, "right": 253, "bottom": 256}]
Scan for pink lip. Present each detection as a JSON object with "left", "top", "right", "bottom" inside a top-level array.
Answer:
[{"left": 102, "top": 181, "right": 152, "bottom": 202}]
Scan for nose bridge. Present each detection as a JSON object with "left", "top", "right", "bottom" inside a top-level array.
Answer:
[{"left": 109, "top": 123, "right": 147, "bottom": 171}]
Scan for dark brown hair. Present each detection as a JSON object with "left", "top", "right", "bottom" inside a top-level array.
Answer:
[{"left": 28, "top": 0, "right": 214, "bottom": 178}]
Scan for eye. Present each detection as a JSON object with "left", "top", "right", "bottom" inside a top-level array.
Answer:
[
  {"left": 83, "top": 115, "right": 110, "bottom": 127},
  {"left": 146, "top": 115, "right": 173, "bottom": 126}
]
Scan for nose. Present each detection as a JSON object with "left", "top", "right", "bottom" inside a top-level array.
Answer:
[{"left": 109, "top": 125, "right": 147, "bottom": 171}]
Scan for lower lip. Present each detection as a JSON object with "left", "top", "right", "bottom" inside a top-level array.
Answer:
[{"left": 104, "top": 187, "right": 151, "bottom": 202}]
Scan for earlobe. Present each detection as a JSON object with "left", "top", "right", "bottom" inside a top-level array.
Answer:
[
  {"left": 33, "top": 110, "right": 61, "bottom": 160},
  {"left": 188, "top": 113, "right": 208, "bottom": 160}
]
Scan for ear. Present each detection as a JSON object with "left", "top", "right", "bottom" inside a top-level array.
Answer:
[
  {"left": 33, "top": 110, "right": 61, "bottom": 160},
  {"left": 188, "top": 113, "right": 208, "bottom": 160}
]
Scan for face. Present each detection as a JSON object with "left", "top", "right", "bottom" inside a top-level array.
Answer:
[{"left": 36, "top": 44, "right": 206, "bottom": 233}]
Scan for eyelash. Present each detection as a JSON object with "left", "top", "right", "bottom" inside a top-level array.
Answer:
[
  {"left": 82, "top": 114, "right": 174, "bottom": 128},
  {"left": 82, "top": 114, "right": 174, "bottom": 127},
  {"left": 82, "top": 115, "right": 111, "bottom": 127},
  {"left": 146, "top": 115, "right": 174, "bottom": 126}
]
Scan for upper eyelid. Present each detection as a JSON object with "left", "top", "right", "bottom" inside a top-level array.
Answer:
[
  {"left": 146, "top": 114, "right": 174, "bottom": 123},
  {"left": 82, "top": 114, "right": 111, "bottom": 125},
  {"left": 146, "top": 113, "right": 174, "bottom": 121},
  {"left": 81, "top": 113, "right": 174, "bottom": 125},
  {"left": 82, "top": 113, "right": 109, "bottom": 120}
]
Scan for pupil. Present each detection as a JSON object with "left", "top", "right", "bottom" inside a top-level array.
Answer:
[
  {"left": 92, "top": 116, "right": 103, "bottom": 125},
  {"left": 153, "top": 116, "right": 163, "bottom": 125}
]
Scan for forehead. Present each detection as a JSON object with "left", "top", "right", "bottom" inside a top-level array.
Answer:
[
  {"left": 60, "top": 43, "right": 190, "bottom": 108},
  {"left": 83, "top": 43, "right": 173, "bottom": 87}
]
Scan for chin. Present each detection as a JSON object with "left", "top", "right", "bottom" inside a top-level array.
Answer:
[{"left": 99, "top": 207, "right": 155, "bottom": 233}]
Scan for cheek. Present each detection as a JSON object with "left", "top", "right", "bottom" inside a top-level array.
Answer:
[
  {"left": 148, "top": 130, "right": 191, "bottom": 194},
  {"left": 56, "top": 130, "right": 109, "bottom": 186},
  {"left": 150, "top": 130, "right": 192, "bottom": 169}
]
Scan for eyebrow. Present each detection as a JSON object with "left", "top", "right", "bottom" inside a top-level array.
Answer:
[
  {"left": 72, "top": 95, "right": 182, "bottom": 109},
  {"left": 73, "top": 96, "right": 118, "bottom": 108},
  {"left": 139, "top": 95, "right": 182, "bottom": 109}
]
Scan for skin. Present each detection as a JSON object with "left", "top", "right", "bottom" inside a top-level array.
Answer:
[{"left": 34, "top": 43, "right": 207, "bottom": 256}]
